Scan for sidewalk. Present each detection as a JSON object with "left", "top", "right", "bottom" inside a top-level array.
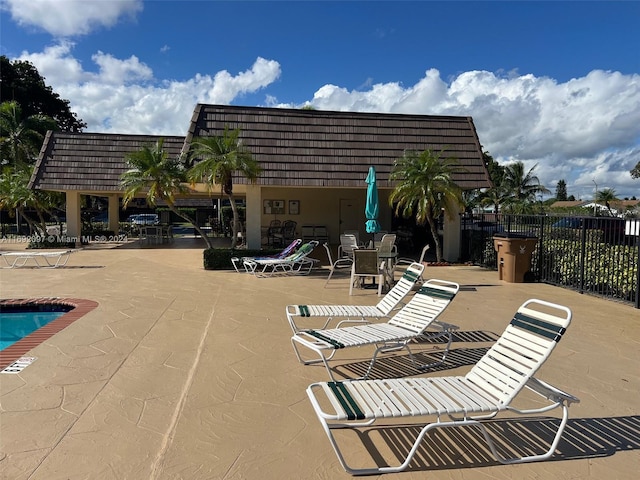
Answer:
[{"left": 0, "top": 243, "right": 638, "bottom": 479}]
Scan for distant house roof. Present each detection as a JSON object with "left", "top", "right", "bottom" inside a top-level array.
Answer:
[
  {"left": 29, "top": 132, "right": 184, "bottom": 193},
  {"left": 184, "top": 104, "right": 491, "bottom": 190},
  {"left": 550, "top": 200, "right": 589, "bottom": 209},
  {"left": 30, "top": 104, "right": 491, "bottom": 193}
]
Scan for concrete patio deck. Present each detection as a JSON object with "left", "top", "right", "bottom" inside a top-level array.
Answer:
[{"left": 0, "top": 240, "right": 638, "bottom": 479}]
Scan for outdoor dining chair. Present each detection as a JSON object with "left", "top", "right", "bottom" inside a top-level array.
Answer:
[
  {"left": 349, "top": 249, "right": 385, "bottom": 296},
  {"left": 323, "top": 243, "right": 353, "bottom": 287}
]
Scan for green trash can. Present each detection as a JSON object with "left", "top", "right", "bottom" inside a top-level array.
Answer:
[{"left": 493, "top": 233, "right": 538, "bottom": 283}]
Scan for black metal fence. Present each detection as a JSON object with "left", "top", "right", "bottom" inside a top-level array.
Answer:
[{"left": 461, "top": 213, "right": 640, "bottom": 308}]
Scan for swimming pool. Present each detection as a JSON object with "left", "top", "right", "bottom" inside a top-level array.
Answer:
[
  {"left": 0, "top": 298, "right": 98, "bottom": 371},
  {"left": 0, "top": 310, "right": 68, "bottom": 350}
]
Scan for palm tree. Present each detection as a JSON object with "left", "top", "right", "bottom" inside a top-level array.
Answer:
[
  {"left": 479, "top": 184, "right": 508, "bottom": 213},
  {"left": 389, "top": 149, "right": 464, "bottom": 263},
  {"left": 187, "top": 127, "right": 261, "bottom": 248},
  {"left": 120, "top": 138, "right": 215, "bottom": 248},
  {"left": 595, "top": 187, "right": 619, "bottom": 216},
  {"left": 501, "top": 161, "right": 550, "bottom": 213},
  {"left": 0, "top": 165, "right": 54, "bottom": 235},
  {"left": 0, "top": 100, "right": 56, "bottom": 167}
]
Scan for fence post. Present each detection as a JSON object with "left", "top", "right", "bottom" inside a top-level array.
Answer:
[
  {"left": 636, "top": 240, "right": 640, "bottom": 309},
  {"left": 579, "top": 223, "right": 588, "bottom": 294}
]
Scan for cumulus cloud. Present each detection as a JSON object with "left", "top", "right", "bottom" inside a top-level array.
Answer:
[
  {"left": 2, "top": 0, "right": 142, "bottom": 37},
  {"left": 11, "top": 39, "right": 640, "bottom": 199},
  {"left": 305, "top": 68, "right": 640, "bottom": 199},
  {"left": 17, "top": 43, "right": 281, "bottom": 135}
]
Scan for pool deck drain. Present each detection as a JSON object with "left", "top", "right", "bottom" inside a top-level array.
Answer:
[{"left": 1, "top": 356, "right": 36, "bottom": 374}]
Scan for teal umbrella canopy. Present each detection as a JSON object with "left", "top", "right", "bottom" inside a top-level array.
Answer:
[{"left": 365, "top": 166, "right": 381, "bottom": 234}]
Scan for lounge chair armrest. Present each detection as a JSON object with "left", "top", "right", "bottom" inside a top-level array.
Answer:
[
  {"left": 526, "top": 377, "right": 580, "bottom": 406},
  {"left": 431, "top": 320, "right": 460, "bottom": 332}
]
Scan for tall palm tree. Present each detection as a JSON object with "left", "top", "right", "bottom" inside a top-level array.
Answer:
[
  {"left": 120, "top": 138, "right": 215, "bottom": 248},
  {"left": 595, "top": 187, "right": 619, "bottom": 216},
  {"left": 389, "top": 149, "right": 464, "bottom": 262},
  {"left": 501, "top": 161, "right": 550, "bottom": 213},
  {"left": 0, "top": 100, "right": 56, "bottom": 167},
  {"left": 187, "top": 127, "right": 261, "bottom": 248}
]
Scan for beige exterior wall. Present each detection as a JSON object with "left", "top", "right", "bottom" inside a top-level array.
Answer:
[{"left": 257, "top": 187, "right": 393, "bottom": 246}]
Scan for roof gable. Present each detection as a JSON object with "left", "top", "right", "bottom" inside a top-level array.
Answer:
[
  {"left": 29, "top": 132, "right": 185, "bottom": 192},
  {"left": 30, "top": 105, "right": 491, "bottom": 193},
  {"left": 184, "top": 104, "right": 491, "bottom": 189}
]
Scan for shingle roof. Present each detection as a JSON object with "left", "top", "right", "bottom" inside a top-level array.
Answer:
[
  {"left": 29, "top": 132, "right": 185, "bottom": 192},
  {"left": 30, "top": 105, "right": 491, "bottom": 193},
  {"left": 184, "top": 104, "right": 491, "bottom": 190}
]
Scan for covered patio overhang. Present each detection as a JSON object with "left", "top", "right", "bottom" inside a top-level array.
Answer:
[{"left": 29, "top": 105, "right": 492, "bottom": 260}]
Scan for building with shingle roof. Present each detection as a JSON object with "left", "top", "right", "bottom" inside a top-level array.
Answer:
[{"left": 29, "top": 104, "right": 491, "bottom": 258}]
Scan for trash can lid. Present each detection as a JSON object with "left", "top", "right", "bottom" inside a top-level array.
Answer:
[{"left": 493, "top": 232, "right": 538, "bottom": 239}]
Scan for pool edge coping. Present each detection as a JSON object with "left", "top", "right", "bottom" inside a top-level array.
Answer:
[{"left": 0, "top": 298, "right": 98, "bottom": 370}]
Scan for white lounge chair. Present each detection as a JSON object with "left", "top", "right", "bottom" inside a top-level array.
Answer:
[
  {"left": 286, "top": 262, "right": 425, "bottom": 334},
  {"left": 392, "top": 243, "right": 430, "bottom": 284},
  {"left": 0, "top": 249, "right": 75, "bottom": 268},
  {"left": 291, "top": 278, "right": 460, "bottom": 381},
  {"left": 231, "top": 238, "right": 302, "bottom": 272},
  {"left": 306, "top": 298, "right": 580, "bottom": 475},
  {"left": 243, "top": 240, "right": 319, "bottom": 277}
]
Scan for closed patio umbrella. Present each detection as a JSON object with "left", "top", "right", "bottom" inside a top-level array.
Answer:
[{"left": 365, "top": 166, "right": 381, "bottom": 244}]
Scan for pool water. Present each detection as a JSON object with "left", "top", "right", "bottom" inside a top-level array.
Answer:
[{"left": 0, "top": 311, "right": 66, "bottom": 350}]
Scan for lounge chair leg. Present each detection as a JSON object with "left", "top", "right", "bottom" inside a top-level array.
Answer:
[{"left": 415, "top": 330, "right": 454, "bottom": 370}]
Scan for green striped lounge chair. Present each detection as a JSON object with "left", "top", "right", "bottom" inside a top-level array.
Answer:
[
  {"left": 291, "top": 278, "right": 460, "bottom": 381},
  {"left": 306, "top": 298, "right": 580, "bottom": 475},
  {"left": 286, "top": 262, "right": 425, "bottom": 334}
]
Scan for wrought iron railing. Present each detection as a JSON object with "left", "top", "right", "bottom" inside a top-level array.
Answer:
[{"left": 461, "top": 213, "right": 640, "bottom": 308}]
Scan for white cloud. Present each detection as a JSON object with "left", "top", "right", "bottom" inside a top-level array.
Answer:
[
  {"left": 11, "top": 40, "right": 640, "bottom": 199},
  {"left": 2, "top": 0, "right": 142, "bottom": 37},
  {"left": 17, "top": 44, "right": 281, "bottom": 136}
]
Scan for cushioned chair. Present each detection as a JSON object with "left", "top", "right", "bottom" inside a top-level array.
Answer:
[{"left": 306, "top": 298, "right": 579, "bottom": 475}]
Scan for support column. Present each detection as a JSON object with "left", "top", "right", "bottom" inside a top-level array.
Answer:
[
  {"left": 65, "top": 191, "right": 82, "bottom": 246},
  {"left": 442, "top": 208, "right": 462, "bottom": 263},
  {"left": 108, "top": 194, "right": 120, "bottom": 234},
  {"left": 245, "top": 185, "right": 261, "bottom": 249}
]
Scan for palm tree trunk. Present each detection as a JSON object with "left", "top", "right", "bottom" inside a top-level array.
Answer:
[
  {"left": 427, "top": 217, "right": 443, "bottom": 263},
  {"left": 166, "top": 204, "right": 214, "bottom": 249},
  {"left": 227, "top": 193, "right": 239, "bottom": 249},
  {"left": 17, "top": 207, "right": 40, "bottom": 237}
]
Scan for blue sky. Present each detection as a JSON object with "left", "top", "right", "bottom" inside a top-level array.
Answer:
[{"left": 2, "top": 0, "right": 639, "bottom": 200}]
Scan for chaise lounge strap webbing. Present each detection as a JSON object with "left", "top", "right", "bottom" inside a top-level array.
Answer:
[
  {"left": 511, "top": 313, "right": 566, "bottom": 342},
  {"left": 328, "top": 382, "right": 365, "bottom": 420},
  {"left": 416, "top": 286, "right": 456, "bottom": 301},
  {"left": 402, "top": 270, "right": 420, "bottom": 283},
  {"left": 307, "top": 330, "right": 345, "bottom": 348},
  {"left": 299, "top": 305, "right": 311, "bottom": 317}
]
